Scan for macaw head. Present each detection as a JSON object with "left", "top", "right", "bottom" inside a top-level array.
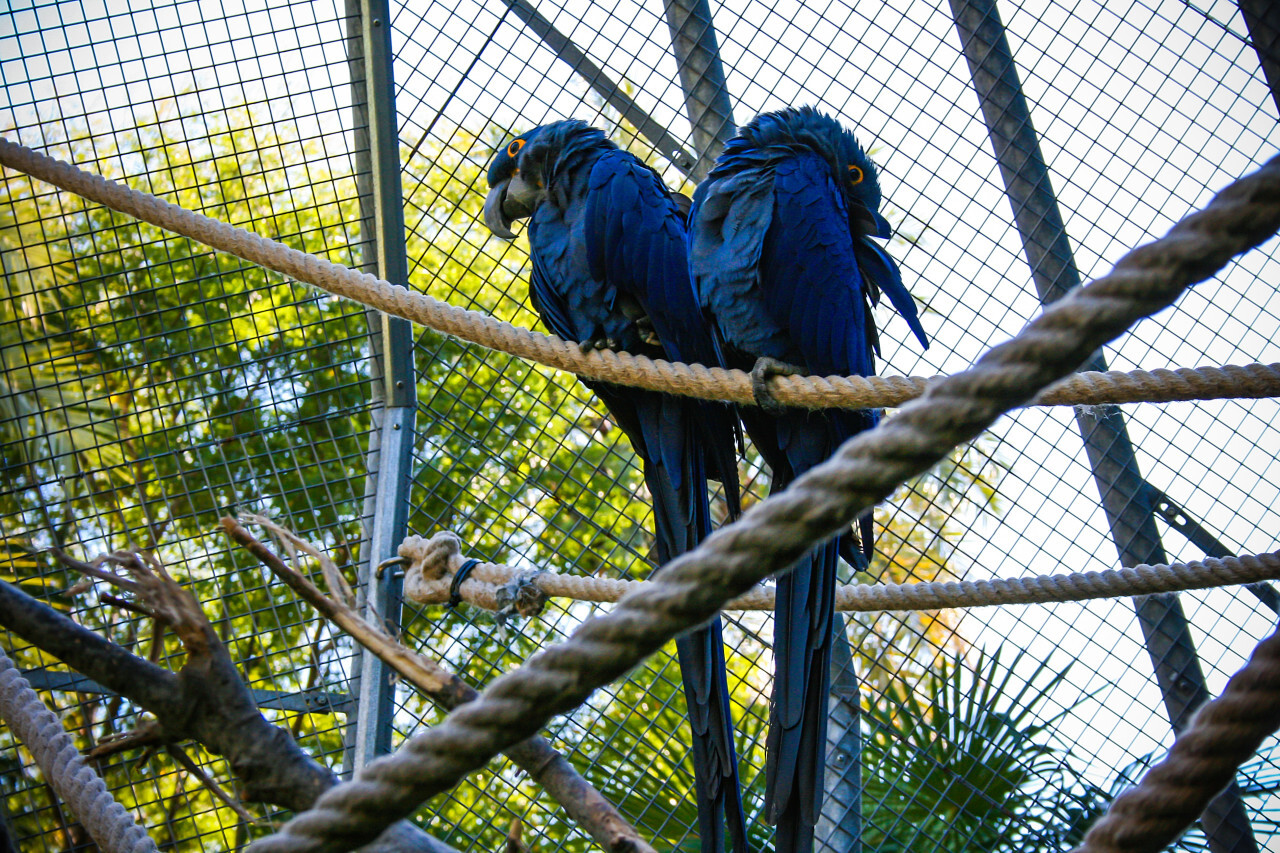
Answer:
[
  {"left": 827, "top": 120, "right": 891, "bottom": 241},
  {"left": 736, "top": 106, "right": 893, "bottom": 240},
  {"left": 483, "top": 125, "right": 552, "bottom": 239},
  {"left": 483, "top": 120, "right": 608, "bottom": 239}
]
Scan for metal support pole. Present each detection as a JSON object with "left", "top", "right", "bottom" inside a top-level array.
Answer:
[
  {"left": 816, "top": 614, "right": 862, "bottom": 853},
  {"left": 344, "top": 0, "right": 417, "bottom": 775},
  {"left": 663, "top": 0, "right": 737, "bottom": 179},
  {"left": 949, "top": 0, "right": 1257, "bottom": 849}
]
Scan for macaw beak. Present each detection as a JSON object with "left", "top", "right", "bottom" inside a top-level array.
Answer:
[
  {"left": 848, "top": 202, "right": 889, "bottom": 240},
  {"left": 483, "top": 173, "right": 540, "bottom": 239},
  {"left": 873, "top": 210, "right": 893, "bottom": 239}
]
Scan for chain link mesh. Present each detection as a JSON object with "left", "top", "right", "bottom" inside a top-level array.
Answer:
[{"left": 1, "top": 0, "right": 1277, "bottom": 850}]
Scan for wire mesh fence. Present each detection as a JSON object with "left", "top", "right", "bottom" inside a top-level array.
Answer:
[{"left": 0, "top": 0, "right": 1278, "bottom": 851}]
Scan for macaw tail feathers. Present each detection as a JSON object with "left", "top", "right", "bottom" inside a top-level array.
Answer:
[
  {"left": 764, "top": 537, "right": 840, "bottom": 853},
  {"left": 641, "top": 398, "right": 749, "bottom": 853},
  {"left": 678, "top": 622, "right": 751, "bottom": 853}
]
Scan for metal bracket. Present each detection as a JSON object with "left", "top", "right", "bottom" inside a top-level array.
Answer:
[{"left": 1145, "top": 483, "right": 1280, "bottom": 615}]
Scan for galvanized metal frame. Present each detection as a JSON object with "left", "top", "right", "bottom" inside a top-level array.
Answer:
[{"left": 346, "top": 0, "right": 418, "bottom": 774}]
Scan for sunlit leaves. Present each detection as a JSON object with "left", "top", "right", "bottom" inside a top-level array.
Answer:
[
  {"left": 0, "top": 109, "right": 368, "bottom": 845},
  {"left": 862, "top": 648, "right": 1075, "bottom": 852}
]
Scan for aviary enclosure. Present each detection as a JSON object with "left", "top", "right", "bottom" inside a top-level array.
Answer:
[{"left": 0, "top": 0, "right": 1277, "bottom": 851}]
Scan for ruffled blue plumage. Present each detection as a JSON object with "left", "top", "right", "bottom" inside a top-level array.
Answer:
[
  {"left": 486, "top": 120, "right": 748, "bottom": 853},
  {"left": 689, "top": 106, "right": 928, "bottom": 853}
]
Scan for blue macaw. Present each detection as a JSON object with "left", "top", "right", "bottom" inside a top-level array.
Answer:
[
  {"left": 483, "top": 120, "right": 750, "bottom": 853},
  {"left": 689, "top": 106, "right": 929, "bottom": 853}
]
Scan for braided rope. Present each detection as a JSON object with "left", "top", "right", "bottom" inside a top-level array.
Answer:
[
  {"left": 5, "top": 136, "right": 1278, "bottom": 853},
  {"left": 0, "top": 138, "right": 1277, "bottom": 412},
  {"left": 233, "top": 155, "right": 1280, "bottom": 852},
  {"left": 399, "top": 533, "right": 1280, "bottom": 612},
  {"left": 0, "top": 648, "right": 156, "bottom": 852},
  {"left": 1071, "top": 623, "right": 1280, "bottom": 853}
]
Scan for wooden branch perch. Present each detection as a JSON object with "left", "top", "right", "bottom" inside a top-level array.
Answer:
[
  {"left": 0, "top": 547, "right": 456, "bottom": 853},
  {"left": 222, "top": 515, "right": 657, "bottom": 853}
]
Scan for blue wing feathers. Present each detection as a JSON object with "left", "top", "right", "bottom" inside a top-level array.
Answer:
[
  {"left": 511, "top": 128, "right": 747, "bottom": 853},
  {"left": 527, "top": 219, "right": 582, "bottom": 343},
  {"left": 760, "top": 153, "right": 870, "bottom": 378},
  {"left": 689, "top": 108, "right": 930, "bottom": 853}
]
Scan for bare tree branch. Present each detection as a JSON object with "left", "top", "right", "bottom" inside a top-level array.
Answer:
[
  {"left": 0, "top": 548, "right": 457, "bottom": 853},
  {"left": 223, "top": 515, "right": 657, "bottom": 853}
]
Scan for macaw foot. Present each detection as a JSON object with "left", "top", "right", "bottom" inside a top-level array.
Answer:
[
  {"left": 635, "top": 317, "right": 662, "bottom": 348},
  {"left": 750, "top": 356, "right": 806, "bottom": 415},
  {"left": 578, "top": 337, "right": 621, "bottom": 353}
]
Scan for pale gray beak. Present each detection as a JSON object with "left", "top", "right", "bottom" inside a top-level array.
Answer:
[{"left": 483, "top": 173, "right": 541, "bottom": 239}]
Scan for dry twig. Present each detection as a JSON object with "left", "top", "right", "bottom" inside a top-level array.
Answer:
[{"left": 223, "top": 515, "right": 656, "bottom": 853}]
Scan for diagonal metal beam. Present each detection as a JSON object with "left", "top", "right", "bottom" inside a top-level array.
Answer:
[
  {"left": 949, "top": 0, "right": 1258, "bottom": 850},
  {"left": 498, "top": 0, "right": 698, "bottom": 175},
  {"left": 664, "top": 0, "right": 736, "bottom": 180},
  {"left": 1238, "top": 0, "right": 1280, "bottom": 117},
  {"left": 1146, "top": 483, "right": 1280, "bottom": 615}
]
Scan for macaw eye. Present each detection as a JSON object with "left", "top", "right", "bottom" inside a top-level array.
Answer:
[
  {"left": 507, "top": 139, "right": 525, "bottom": 158},
  {"left": 847, "top": 165, "right": 864, "bottom": 184}
]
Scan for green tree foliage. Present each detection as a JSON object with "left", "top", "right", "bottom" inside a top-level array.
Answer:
[
  {"left": 0, "top": 109, "right": 371, "bottom": 847},
  {"left": 857, "top": 439, "right": 1006, "bottom": 691},
  {"left": 862, "top": 647, "right": 1078, "bottom": 852}
]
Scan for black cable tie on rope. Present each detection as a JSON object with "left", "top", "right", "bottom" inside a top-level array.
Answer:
[{"left": 448, "top": 559, "right": 482, "bottom": 609}]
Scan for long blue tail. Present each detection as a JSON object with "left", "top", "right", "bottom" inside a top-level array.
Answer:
[
  {"left": 677, "top": 621, "right": 749, "bottom": 853},
  {"left": 737, "top": 406, "right": 874, "bottom": 853},
  {"left": 640, "top": 393, "right": 749, "bottom": 853},
  {"left": 765, "top": 539, "right": 839, "bottom": 853}
]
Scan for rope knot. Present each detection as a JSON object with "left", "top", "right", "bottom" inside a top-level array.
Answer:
[{"left": 402, "top": 532, "right": 461, "bottom": 581}]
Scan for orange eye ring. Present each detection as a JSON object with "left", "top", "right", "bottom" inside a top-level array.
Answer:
[
  {"left": 507, "top": 139, "right": 525, "bottom": 158},
  {"left": 847, "top": 165, "right": 864, "bottom": 184}
]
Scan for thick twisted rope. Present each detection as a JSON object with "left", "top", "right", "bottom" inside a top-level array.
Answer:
[
  {"left": 0, "top": 648, "right": 156, "bottom": 853},
  {"left": 235, "top": 156, "right": 1280, "bottom": 852},
  {"left": 0, "top": 138, "right": 1276, "bottom": 412},
  {"left": 400, "top": 533, "right": 1280, "bottom": 612},
  {"left": 1071, "top": 622, "right": 1280, "bottom": 853}
]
